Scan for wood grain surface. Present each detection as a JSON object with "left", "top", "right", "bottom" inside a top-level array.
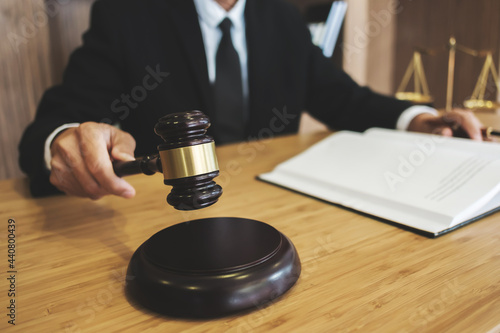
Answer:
[{"left": 1, "top": 132, "right": 499, "bottom": 333}]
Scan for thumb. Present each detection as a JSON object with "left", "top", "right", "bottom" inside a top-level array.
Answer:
[{"left": 109, "top": 127, "right": 136, "bottom": 161}]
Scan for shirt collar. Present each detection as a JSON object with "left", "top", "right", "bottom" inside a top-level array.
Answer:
[{"left": 193, "top": 0, "right": 247, "bottom": 31}]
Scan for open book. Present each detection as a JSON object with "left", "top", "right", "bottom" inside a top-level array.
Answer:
[{"left": 258, "top": 128, "right": 500, "bottom": 237}]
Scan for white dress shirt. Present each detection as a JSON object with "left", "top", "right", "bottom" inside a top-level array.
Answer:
[{"left": 193, "top": 0, "right": 248, "bottom": 97}]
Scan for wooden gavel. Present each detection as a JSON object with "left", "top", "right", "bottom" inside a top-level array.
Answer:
[{"left": 112, "top": 111, "right": 222, "bottom": 210}]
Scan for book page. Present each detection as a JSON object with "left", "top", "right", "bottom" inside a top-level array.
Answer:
[
  {"left": 365, "top": 127, "right": 500, "bottom": 155},
  {"left": 259, "top": 130, "right": 500, "bottom": 233},
  {"left": 364, "top": 128, "right": 500, "bottom": 224}
]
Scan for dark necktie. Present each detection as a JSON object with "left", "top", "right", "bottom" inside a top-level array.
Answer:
[{"left": 213, "top": 18, "right": 245, "bottom": 143}]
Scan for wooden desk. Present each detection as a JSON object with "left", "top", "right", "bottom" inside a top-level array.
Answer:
[{"left": 1, "top": 132, "right": 500, "bottom": 333}]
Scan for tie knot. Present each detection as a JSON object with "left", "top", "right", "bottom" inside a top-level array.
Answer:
[{"left": 219, "top": 18, "right": 232, "bottom": 35}]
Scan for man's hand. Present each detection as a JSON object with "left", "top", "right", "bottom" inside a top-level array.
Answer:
[
  {"left": 407, "top": 108, "right": 484, "bottom": 141},
  {"left": 49, "top": 122, "right": 137, "bottom": 200}
]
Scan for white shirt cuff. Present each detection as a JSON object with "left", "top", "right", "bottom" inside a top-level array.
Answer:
[
  {"left": 44, "top": 123, "right": 80, "bottom": 170},
  {"left": 396, "top": 105, "right": 438, "bottom": 131}
]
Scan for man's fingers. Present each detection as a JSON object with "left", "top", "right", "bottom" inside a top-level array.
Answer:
[
  {"left": 108, "top": 128, "right": 137, "bottom": 198},
  {"left": 51, "top": 130, "right": 107, "bottom": 199},
  {"left": 77, "top": 123, "right": 136, "bottom": 198},
  {"left": 455, "top": 111, "right": 483, "bottom": 141},
  {"left": 49, "top": 122, "right": 137, "bottom": 199},
  {"left": 408, "top": 109, "right": 484, "bottom": 142},
  {"left": 431, "top": 126, "right": 453, "bottom": 137},
  {"left": 50, "top": 153, "right": 104, "bottom": 199},
  {"left": 441, "top": 109, "right": 483, "bottom": 140},
  {"left": 110, "top": 129, "right": 136, "bottom": 162}
]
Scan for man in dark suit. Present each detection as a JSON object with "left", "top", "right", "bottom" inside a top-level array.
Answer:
[{"left": 19, "top": 0, "right": 484, "bottom": 199}]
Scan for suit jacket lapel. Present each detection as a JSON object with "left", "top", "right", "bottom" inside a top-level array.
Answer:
[{"left": 167, "top": 0, "right": 214, "bottom": 117}]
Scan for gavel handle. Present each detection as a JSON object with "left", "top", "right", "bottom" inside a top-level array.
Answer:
[{"left": 112, "top": 154, "right": 162, "bottom": 177}]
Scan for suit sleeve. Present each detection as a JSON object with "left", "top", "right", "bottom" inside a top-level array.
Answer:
[
  {"left": 303, "top": 26, "right": 413, "bottom": 131},
  {"left": 18, "top": 0, "right": 126, "bottom": 196}
]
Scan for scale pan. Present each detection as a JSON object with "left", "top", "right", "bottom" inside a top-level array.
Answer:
[
  {"left": 395, "top": 92, "right": 433, "bottom": 104},
  {"left": 464, "top": 99, "right": 500, "bottom": 111}
]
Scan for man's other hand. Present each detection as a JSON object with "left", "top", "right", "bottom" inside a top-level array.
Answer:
[
  {"left": 49, "top": 122, "right": 137, "bottom": 200},
  {"left": 408, "top": 108, "right": 484, "bottom": 141}
]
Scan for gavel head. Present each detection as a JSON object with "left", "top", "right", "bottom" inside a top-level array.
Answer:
[{"left": 154, "top": 111, "right": 222, "bottom": 210}]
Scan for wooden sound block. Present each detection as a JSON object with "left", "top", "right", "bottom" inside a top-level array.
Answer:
[{"left": 125, "top": 217, "right": 301, "bottom": 318}]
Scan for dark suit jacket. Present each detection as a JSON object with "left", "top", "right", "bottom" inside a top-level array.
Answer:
[{"left": 19, "top": 0, "right": 413, "bottom": 196}]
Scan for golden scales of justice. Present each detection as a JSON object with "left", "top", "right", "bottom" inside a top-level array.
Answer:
[{"left": 396, "top": 37, "right": 500, "bottom": 111}]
